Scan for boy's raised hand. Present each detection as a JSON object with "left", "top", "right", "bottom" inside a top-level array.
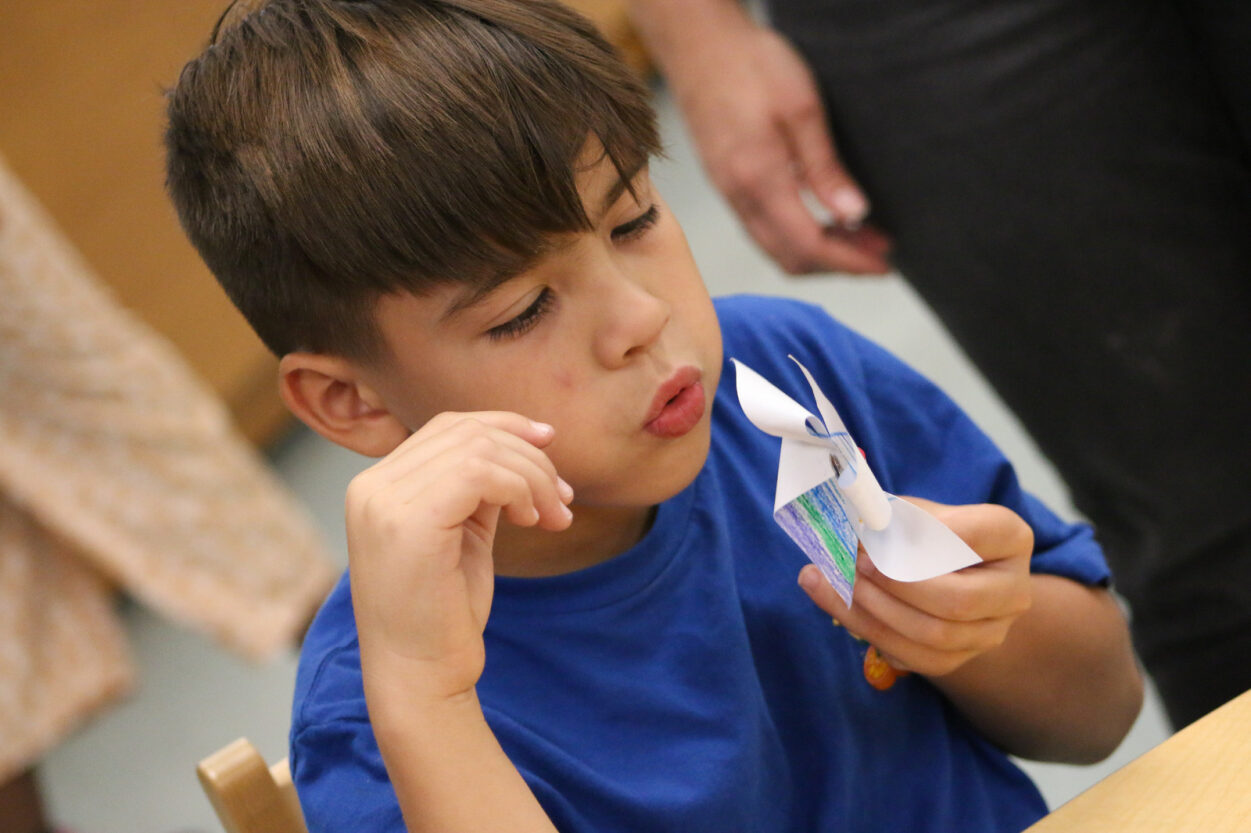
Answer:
[
  {"left": 799, "top": 498, "right": 1034, "bottom": 677},
  {"left": 346, "top": 412, "right": 574, "bottom": 703}
]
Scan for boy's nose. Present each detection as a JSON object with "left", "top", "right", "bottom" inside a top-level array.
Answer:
[{"left": 593, "top": 275, "right": 670, "bottom": 368}]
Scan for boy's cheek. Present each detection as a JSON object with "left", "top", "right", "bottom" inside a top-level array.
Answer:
[{"left": 551, "top": 367, "right": 578, "bottom": 391}]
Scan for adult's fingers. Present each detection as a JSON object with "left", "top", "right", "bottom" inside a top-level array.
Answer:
[
  {"left": 823, "top": 224, "right": 892, "bottom": 259},
  {"left": 780, "top": 86, "right": 869, "bottom": 229},
  {"left": 735, "top": 179, "right": 893, "bottom": 275}
]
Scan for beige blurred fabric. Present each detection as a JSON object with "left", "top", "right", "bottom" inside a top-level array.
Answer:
[{"left": 0, "top": 154, "right": 337, "bottom": 784}]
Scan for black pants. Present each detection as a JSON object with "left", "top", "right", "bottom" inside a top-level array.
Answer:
[{"left": 767, "top": 0, "right": 1251, "bottom": 728}]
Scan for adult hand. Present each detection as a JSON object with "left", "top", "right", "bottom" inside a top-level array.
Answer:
[{"left": 656, "top": 14, "right": 892, "bottom": 274}]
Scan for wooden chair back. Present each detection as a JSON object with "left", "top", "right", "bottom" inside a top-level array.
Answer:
[{"left": 197, "top": 737, "right": 308, "bottom": 833}]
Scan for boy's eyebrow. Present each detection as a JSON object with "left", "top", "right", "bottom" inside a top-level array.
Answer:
[
  {"left": 598, "top": 175, "right": 632, "bottom": 220},
  {"left": 439, "top": 164, "right": 648, "bottom": 322},
  {"left": 439, "top": 265, "right": 537, "bottom": 323},
  {"left": 596, "top": 161, "right": 649, "bottom": 220}
]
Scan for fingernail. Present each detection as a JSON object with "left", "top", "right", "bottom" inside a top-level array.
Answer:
[
  {"left": 530, "top": 420, "right": 554, "bottom": 437},
  {"left": 556, "top": 477, "right": 574, "bottom": 502},
  {"left": 798, "top": 566, "right": 819, "bottom": 592},
  {"left": 560, "top": 503, "right": 574, "bottom": 522},
  {"left": 831, "top": 187, "right": 868, "bottom": 224},
  {"left": 800, "top": 188, "right": 835, "bottom": 226}
]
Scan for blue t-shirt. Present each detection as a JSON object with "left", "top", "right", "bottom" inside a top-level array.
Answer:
[{"left": 291, "top": 295, "right": 1108, "bottom": 832}]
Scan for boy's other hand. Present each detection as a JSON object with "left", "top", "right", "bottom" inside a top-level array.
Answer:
[
  {"left": 799, "top": 498, "right": 1034, "bottom": 677},
  {"left": 346, "top": 412, "right": 574, "bottom": 703}
]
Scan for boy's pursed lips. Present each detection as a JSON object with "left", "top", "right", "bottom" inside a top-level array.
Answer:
[{"left": 643, "top": 365, "right": 705, "bottom": 438}]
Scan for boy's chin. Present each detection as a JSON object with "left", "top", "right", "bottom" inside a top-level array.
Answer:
[
  {"left": 628, "top": 428, "right": 713, "bottom": 505},
  {"left": 554, "top": 418, "right": 714, "bottom": 509}
]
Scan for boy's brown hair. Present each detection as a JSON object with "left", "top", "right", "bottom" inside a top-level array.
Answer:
[{"left": 165, "top": 0, "right": 659, "bottom": 362}]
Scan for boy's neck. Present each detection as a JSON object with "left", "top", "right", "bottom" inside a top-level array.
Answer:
[{"left": 492, "top": 503, "right": 658, "bottom": 578}]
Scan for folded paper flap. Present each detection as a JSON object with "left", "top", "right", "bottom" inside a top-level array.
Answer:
[
  {"left": 733, "top": 358, "right": 863, "bottom": 470},
  {"left": 733, "top": 358, "right": 891, "bottom": 531},
  {"left": 790, "top": 355, "right": 850, "bottom": 437},
  {"left": 861, "top": 498, "right": 981, "bottom": 582},
  {"left": 788, "top": 355, "right": 877, "bottom": 490},
  {"left": 731, "top": 358, "right": 821, "bottom": 443},
  {"left": 775, "top": 438, "right": 836, "bottom": 510}
]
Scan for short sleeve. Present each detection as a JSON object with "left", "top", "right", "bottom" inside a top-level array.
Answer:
[
  {"left": 290, "top": 714, "right": 406, "bottom": 833},
  {"left": 848, "top": 324, "right": 1110, "bottom": 586},
  {"left": 718, "top": 295, "right": 1110, "bottom": 587},
  {"left": 290, "top": 627, "right": 407, "bottom": 833}
]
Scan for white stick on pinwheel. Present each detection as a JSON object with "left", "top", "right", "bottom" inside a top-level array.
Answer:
[{"left": 732, "top": 357, "right": 981, "bottom": 605}]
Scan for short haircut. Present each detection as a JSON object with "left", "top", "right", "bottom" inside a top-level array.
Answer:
[{"left": 165, "top": 0, "right": 660, "bottom": 361}]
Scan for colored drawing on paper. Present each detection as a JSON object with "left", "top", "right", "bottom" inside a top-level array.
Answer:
[
  {"left": 734, "top": 357, "right": 982, "bottom": 591},
  {"left": 774, "top": 477, "right": 858, "bottom": 605}
]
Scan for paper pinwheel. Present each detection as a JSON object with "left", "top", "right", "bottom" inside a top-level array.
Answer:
[{"left": 732, "top": 357, "right": 981, "bottom": 605}]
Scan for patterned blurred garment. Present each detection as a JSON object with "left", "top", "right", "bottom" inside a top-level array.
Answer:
[{"left": 0, "top": 154, "right": 337, "bottom": 784}]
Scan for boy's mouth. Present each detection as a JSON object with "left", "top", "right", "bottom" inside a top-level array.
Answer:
[{"left": 644, "top": 366, "right": 705, "bottom": 438}]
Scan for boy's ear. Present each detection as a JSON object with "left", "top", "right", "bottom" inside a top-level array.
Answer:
[{"left": 278, "top": 353, "right": 409, "bottom": 458}]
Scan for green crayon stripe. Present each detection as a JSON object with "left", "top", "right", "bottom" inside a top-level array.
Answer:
[{"left": 796, "top": 491, "right": 855, "bottom": 584}]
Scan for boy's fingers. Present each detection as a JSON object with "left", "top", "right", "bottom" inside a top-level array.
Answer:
[
  {"left": 449, "top": 462, "right": 536, "bottom": 528},
  {"left": 798, "top": 566, "right": 919, "bottom": 658},
  {"left": 800, "top": 566, "right": 987, "bottom": 676},
  {"left": 396, "top": 441, "right": 573, "bottom": 532},
  {"left": 798, "top": 564, "right": 845, "bottom": 615},
  {"left": 858, "top": 554, "right": 1031, "bottom": 623},
  {"left": 349, "top": 414, "right": 574, "bottom": 541},
  {"left": 421, "top": 410, "right": 556, "bottom": 447},
  {"left": 857, "top": 499, "right": 1033, "bottom": 620},
  {"left": 372, "top": 414, "right": 567, "bottom": 496},
  {"left": 797, "top": 563, "right": 887, "bottom": 643},
  {"left": 419, "top": 455, "right": 566, "bottom": 534},
  {"left": 461, "top": 442, "right": 573, "bottom": 531},
  {"left": 802, "top": 500, "right": 1037, "bottom": 675},
  {"left": 851, "top": 569, "right": 1014, "bottom": 654},
  {"left": 379, "top": 411, "right": 556, "bottom": 476}
]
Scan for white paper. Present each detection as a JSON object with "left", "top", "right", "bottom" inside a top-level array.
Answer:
[{"left": 732, "top": 357, "right": 981, "bottom": 605}]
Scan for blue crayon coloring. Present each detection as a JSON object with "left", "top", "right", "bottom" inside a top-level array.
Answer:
[{"left": 774, "top": 476, "right": 858, "bottom": 605}]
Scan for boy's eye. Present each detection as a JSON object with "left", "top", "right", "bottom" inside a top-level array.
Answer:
[
  {"left": 486, "top": 288, "right": 554, "bottom": 341},
  {"left": 611, "top": 204, "right": 659, "bottom": 242}
]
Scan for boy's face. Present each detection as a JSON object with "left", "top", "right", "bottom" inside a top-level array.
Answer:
[{"left": 361, "top": 149, "right": 723, "bottom": 508}]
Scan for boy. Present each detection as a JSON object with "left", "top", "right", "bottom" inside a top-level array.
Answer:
[{"left": 164, "top": 1, "right": 1143, "bottom": 830}]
